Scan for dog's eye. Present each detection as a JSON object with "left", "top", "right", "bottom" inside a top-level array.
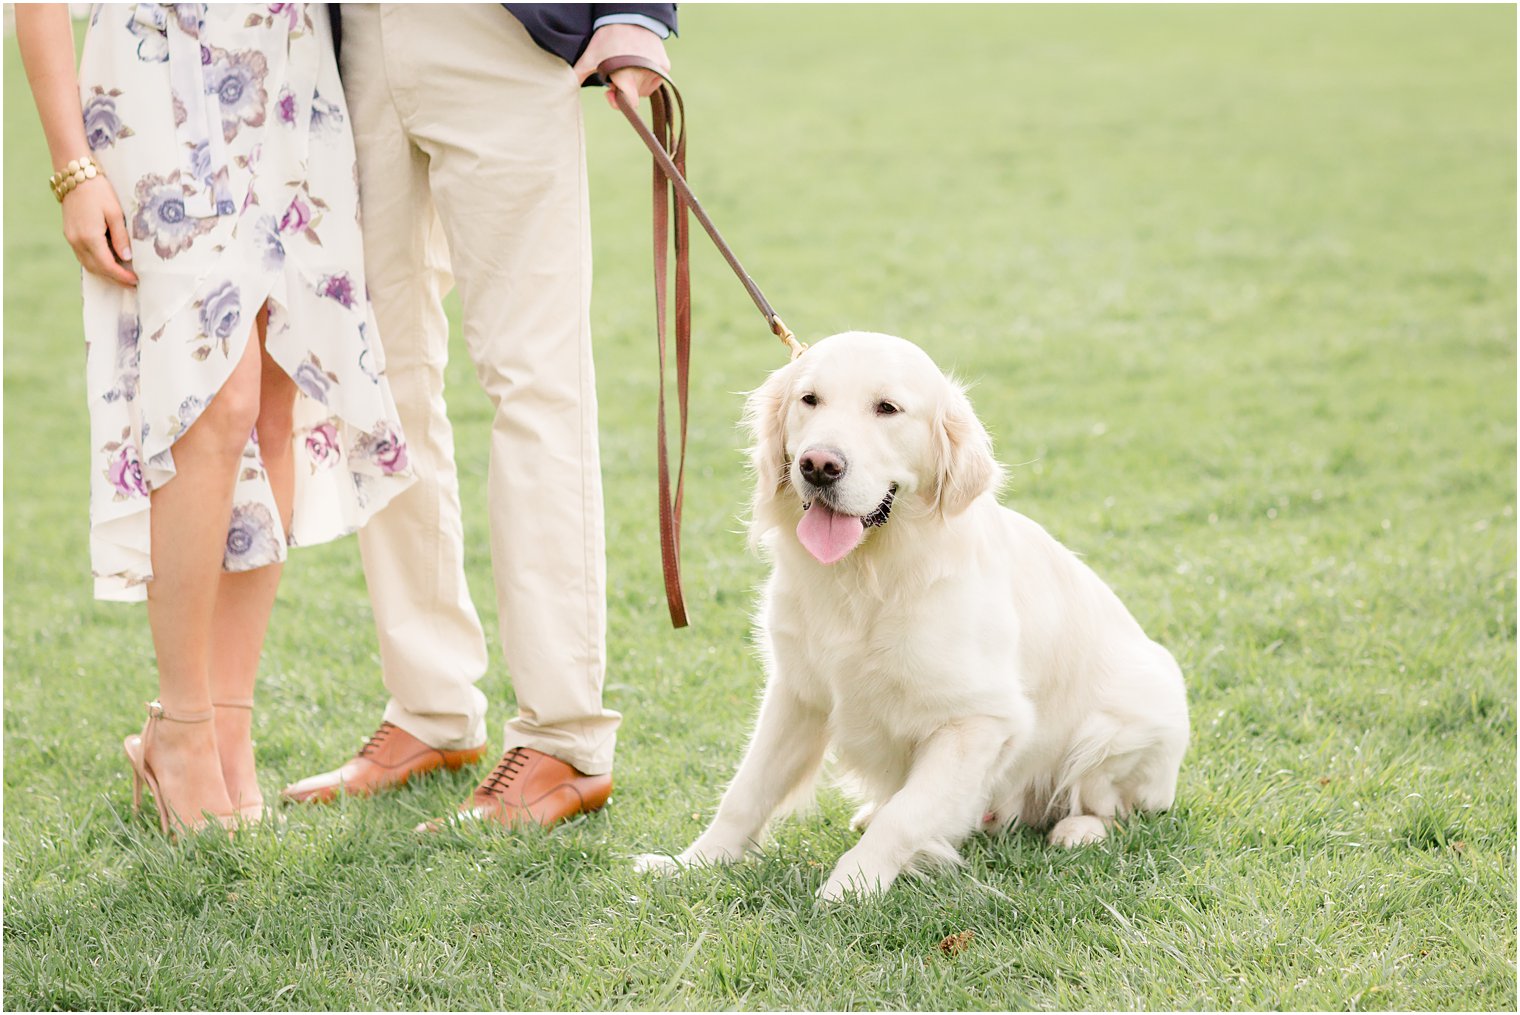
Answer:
[
  {"left": 876, "top": 400, "right": 901, "bottom": 416},
  {"left": 800, "top": 393, "right": 819, "bottom": 407}
]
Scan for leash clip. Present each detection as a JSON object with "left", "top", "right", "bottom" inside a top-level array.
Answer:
[{"left": 771, "top": 316, "right": 807, "bottom": 360}]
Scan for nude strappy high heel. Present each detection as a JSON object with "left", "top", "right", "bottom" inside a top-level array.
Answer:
[
  {"left": 123, "top": 700, "right": 237, "bottom": 837},
  {"left": 213, "top": 698, "right": 274, "bottom": 823}
]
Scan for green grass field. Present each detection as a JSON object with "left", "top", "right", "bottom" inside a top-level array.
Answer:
[{"left": 4, "top": 5, "right": 1515, "bottom": 1010}]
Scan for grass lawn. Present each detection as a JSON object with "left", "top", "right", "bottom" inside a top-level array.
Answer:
[{"left": 4, "top": 5, "right": 1515, "bottom": 1010}]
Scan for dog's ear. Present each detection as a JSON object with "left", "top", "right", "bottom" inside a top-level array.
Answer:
[
  {"left": 742, "top": 360, "right": 795, "bottom": 539},
  {"left": 934, "top": 377, "right": 1003, "bottom": 517}
]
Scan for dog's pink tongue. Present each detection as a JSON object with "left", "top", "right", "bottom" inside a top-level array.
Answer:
[{"left": 796, "top": 502, "right": 866, "bottom": 564}]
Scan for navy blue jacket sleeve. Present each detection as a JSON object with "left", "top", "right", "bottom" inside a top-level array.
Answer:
[
  {"left": 328, "top": 5, "right": 677, "bottom": 84},
  {"left": 502, "top": 4, "right": 677, "bottom": 70}
]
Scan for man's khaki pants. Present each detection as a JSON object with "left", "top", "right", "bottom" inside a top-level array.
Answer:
[{"left": 341, "top": 4, "right": 618, "bottom": 775}]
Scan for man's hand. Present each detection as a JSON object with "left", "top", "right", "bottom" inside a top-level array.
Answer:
[{"left": 572, "top": 23, "right": 671, "bottom": 111}]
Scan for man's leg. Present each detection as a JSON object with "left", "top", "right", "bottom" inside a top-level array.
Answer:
[
  {"left": 392, "top": 5, "right": 619, "bottom": 786},
  {"left": 283, "top": 4, "right": 489, "bottom": 804}
]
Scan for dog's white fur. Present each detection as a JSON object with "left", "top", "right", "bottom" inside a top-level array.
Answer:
[{"left": 636, "top": 332, "right": 1189, "bottom": 901}]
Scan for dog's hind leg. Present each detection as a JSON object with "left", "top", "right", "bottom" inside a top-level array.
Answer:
[
  {"left": 1046, "top": 686, "right": 1189, "bottom": 849},
  {"left": 819, "top": 715, "right": 1019, "bottom": 902},
  {"left": 1048, "top": 814, "right": 1112, "bottom": 847},
  {"left": 1047, "top": 775, "right": 1123, "bottom": 847},
  {"left": 848, "top": 801, "right": 878, "bottom": 833},
  {"left": 635, "top": 681, "right": 829, "bottom": 875},
  {"left": 1049, "top": 752, "right": 1170, "bottom": 846}
]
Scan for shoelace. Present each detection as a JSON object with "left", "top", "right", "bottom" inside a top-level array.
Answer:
[
  {"left": 479, "top": 747, "right": 529, "bottom": 796},
  {"left": 357, "top": 722, "right": 395, "bottom": 758}
]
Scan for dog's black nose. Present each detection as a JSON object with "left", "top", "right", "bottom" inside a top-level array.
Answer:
[{"left": 799, "top": 447, "right": 847, "bottom": 487}]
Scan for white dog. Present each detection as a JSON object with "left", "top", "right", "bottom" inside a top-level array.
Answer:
[{"left": 637, "top": 332, "right": 1189, "bottom": 901}]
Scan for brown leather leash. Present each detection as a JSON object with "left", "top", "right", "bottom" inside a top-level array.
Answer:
[{"left": 598, "top": 55, "right": 805, "bottom": 629}]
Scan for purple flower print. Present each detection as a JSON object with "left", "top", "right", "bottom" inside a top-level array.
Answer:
[
  {"left": 82, "top": 89, "right": 133, "bottom": 150},
  {"left": 376, "top": 437, "right": 409, "bottom": 475},
  {"left": 358, "top": 347, "right": 380, "bottom": 384},
  {"left": 117, "top": 313, "right": 141, "bottom": 365},
  {"left": 188, "top": 140, "right": 212, "bottom": 184},
  {"left": 223, "top": 502, "right": 282, "bottom": 570},
  {"left": 276, "top": 87, "right": 297, "bottom": 126},
  {"left": 309, "top": 92, "right": 345, "bottom": 136},
  {"left": 205, "top": 47, "right": 268, "bottom": 142},
  {"left": 359, "top": 426, "right": 409, "bottom": 476},
  {"left": 356, "top": 324, "right": 383, "bottom": 384},
  {"left": 280, "top": 195, "right": 311, "bottom": 235},
  {"left": 234, "top": 142, "right": 263, "bottom": 202},
  {"left": 198, "top": 281, "right": 242, "bottom": 342},
  {"left": 255, "top": 214, "right": 285, "bottom": 269},
  {"left": 173, "top": 5, "right": 205, "bottom": 36},
  {"left": 305, "top": 422, "right": 340, "bottom": 469},
  {"left": 130, "top": 171, "right": 215, "bottom": 258},
  {"left": 245, "top": 3, "right": 302, "bottom": 31},
  {"left": 107, "top": 443, "right": 149, "bottom": 498},
  {"left": 127, "top": 6, "right": 169, "bottom": 62},
  {"left": 175, "top": 395, "right": 206, "bottom": 437},
  {"left": 292, "top": 359, "right": 334, "bottom": 404},
  {"left": 104, "top": 313, "right": 142, "bottom": 404},
  {"left": 317, "top": 273, "right": 356, "bottom": 309},
  {"left": 120, "top": 311, "right": 141, "bottom": 340}
]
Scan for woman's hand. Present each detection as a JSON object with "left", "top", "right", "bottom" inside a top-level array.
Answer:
[
  {"left": 63, "top": 174, "right": 137, "bottom": 287},
  {"left": 16, "top": 5, "right": 138, "bottom": 287}
]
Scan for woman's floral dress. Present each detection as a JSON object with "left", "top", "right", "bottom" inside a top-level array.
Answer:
[{"left": 78, "top": 3, "right": 412, "bottom": 601}]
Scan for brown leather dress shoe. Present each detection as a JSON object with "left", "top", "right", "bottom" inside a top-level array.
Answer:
[
  {"left": 416, "top": 746, "right": 612, "bottom": 832},
  {"left": 280, "top": 722, "right": 487, "bottom": 804}
]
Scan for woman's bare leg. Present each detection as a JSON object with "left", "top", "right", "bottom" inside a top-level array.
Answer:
[
  {"left": 141, "top": 323, "right": 264, "bottom": 828},
  {"left": 210, "top": 308, "right": 298, "bottom": 813}
]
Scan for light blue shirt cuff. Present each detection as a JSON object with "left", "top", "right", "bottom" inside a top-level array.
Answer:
[{"left": 591, "top": 13, "right": 672, "bottom": 39}]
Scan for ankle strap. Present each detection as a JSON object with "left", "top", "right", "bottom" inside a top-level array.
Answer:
[
  {"left": 213, "top": 698, "right": 254, "bottom": 710},
  {"left": 146, "top": 700, "right": 216, "bottom": 724}
]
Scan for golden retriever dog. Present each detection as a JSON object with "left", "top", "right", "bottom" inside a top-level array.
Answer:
[{"left": 637, "top": 332, "right": 1189, "bottom": 901}]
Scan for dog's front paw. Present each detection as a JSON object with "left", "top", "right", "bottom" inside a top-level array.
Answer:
[
  {"left": 635, "top": 840, "right": 747, "bottom": 876},
  {"left": 817, "top": 851, "right": 898, "bottom": 903},
  {"left": 632, "top": 852, "right": 685, "bottom": 876}
]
